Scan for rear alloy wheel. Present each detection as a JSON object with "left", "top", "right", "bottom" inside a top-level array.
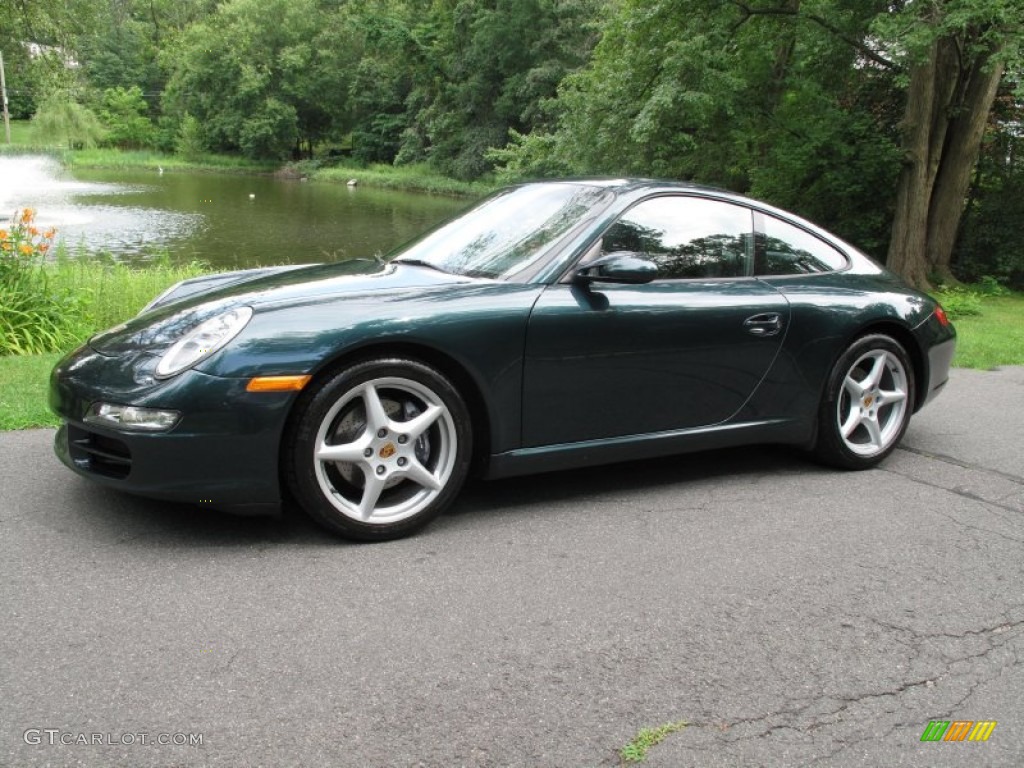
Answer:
[
  {"left": 288, "top": 359, "right": 472, "bottom": 540},
  {"left": 814, "top": 334, "right": 914, "bottom": 470}
]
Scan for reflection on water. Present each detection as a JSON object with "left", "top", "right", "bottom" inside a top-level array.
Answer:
[{"left": 0, "top": 155, "right": 470, "bottom": 268}]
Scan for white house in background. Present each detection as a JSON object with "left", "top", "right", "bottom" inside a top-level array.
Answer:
[{"left": 23, "top": 42, "right": 79, "bottom": 69}]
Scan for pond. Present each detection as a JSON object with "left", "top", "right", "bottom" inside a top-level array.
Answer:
[{"left": 0, "top": 155, "right": 472, "bottom": 269}]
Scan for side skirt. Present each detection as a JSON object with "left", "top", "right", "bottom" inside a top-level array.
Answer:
[{"left": 484, "top": 418, "right": 811, "bottom": 480}]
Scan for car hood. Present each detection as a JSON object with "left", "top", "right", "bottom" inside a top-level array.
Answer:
[{"left": 89, "top": 259, "right": 478, "bottom": 355}]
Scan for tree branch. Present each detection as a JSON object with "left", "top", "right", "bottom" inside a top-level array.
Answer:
[{"left": 728, "top": 1, "right": 899, "bottom": 71}]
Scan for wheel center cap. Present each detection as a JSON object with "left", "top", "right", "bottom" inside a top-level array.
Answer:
[
  {"left": 379, "top": 442, "right": 396, "bottom": 459},
  {"left": 863, "top": 394, "right": 874, "bottom": 408}
]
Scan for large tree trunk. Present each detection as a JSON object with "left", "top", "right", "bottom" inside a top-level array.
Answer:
[
  {"left": 926, "top": 53, "right": 1004, "bottom": 284},
  {"left": 887, "top": 32, "right": 1005, "bottom": 290}
]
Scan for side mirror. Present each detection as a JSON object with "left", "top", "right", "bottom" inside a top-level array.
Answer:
[{"left": 574, "top": 251, "right": 658, "bottom": 285}]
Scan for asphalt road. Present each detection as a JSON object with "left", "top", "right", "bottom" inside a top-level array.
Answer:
[{"left": 2, "top": 367, "right": 1022, "bottom": 768}]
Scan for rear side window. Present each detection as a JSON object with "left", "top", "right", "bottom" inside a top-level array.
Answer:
[{"left": 757, "top": 216, "right": 847, "bottom": 275}]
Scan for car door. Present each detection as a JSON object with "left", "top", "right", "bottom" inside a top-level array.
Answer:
[{"left": 522, "top": 195, "right": 790, "bottom": 447}]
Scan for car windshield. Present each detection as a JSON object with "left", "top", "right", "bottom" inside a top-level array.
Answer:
[{"left": 391, "top": 183, "right": 612, "bottom": 280}]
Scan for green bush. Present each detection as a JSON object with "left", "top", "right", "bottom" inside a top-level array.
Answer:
[
  {"left": 976, "top": 275, "right": 1010, "bottom": 297},
  {"left": 97, "top": 86, "right": 156, "bottom": 149},
  {"left": 31, "top": 91, "right": 107, "bottom": 149},
  {"left": 0, "top": 210, "right": 84, "bottom": 355},
  {"left": 934, "top": 286, "right": 983, "bottom": 320},
  {"left": 175, "top": 113, "right": 206, "bottom": 160}
]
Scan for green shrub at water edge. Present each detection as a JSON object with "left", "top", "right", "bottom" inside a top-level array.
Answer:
[
  {"left": 1, "top": 209, "right": 85, "bottom": 355},
  {"left": 2, "top": 208, "right": 215, "bottom": 356}
]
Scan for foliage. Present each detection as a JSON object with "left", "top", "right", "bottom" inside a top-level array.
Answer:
[
  {"left": 934, "top": 287, "right": 984, "bottom": 319},
  {"left": 47, "top": 249, "right": 213, "bottom": 333},
  {"left": 976, "top": 275, "right": 1011, "bottom": 297},
  {"left": 4, "top": 0, "right": 1022, "bottom": 284},
  {"left": 162, "top": 0, "right": 352, "bottom": 160},
  {"left": 0, "top": 210, "right": 83, "bottom": 355},
  {"left": 491, "top": 0, "right": 907, "bottom": 257},
  {"left": 392, "top": 0, "right": 605, "bottom": 179},
  {"left": 0, "top": 209, "right": 214, "bottom": 358},
  {"left": 876, "top": 0, "right": 1023, "bottom": 288},
  {"left": 0, "top": 46, "right": 47, "bottom": 119},
  {"left": 96, "top": 86, "right": 155, "bottom": 149},
  {"left": 31, "top": 91, "right": 106, "bottom": 149},
  {"left": 620, "top": 720, "right": 687, "bottom": 763},
  {"left": 174, "top": 113, "right": 205, "bottom": 160},
  {"left": 952, "top": 79, "right": 1024, "bottom": 288},
  {"left": 65, "top": 148, "right": 276, "bottom": 173}
]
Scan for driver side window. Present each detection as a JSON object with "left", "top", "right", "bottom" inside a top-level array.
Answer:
[{"left": 602, "top": 196, "right": 753, "bottom": 279}]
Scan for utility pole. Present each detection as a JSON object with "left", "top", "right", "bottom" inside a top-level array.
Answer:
[{"left": 0, "top": 50, "right": 11, "bottom": 144}]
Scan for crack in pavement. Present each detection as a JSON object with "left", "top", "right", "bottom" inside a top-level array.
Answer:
[
  {"left": 656, "top": 611, "right": 1023, "bottom": 764},
  {"left": 879, "top": 463, "right": 1024, "bottom": 519},
  {"left": 898, "top": 444, "right": 1024, "bottom": 487}
]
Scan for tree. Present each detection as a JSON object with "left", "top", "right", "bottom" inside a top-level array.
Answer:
[
  {"left": 953, "top": 76, "right": 1024, "bottom": 286},
  {"left": 399, "top": 0, "right": 604, "bottom": 178},
  {"left": 161, "top": 0, "right": 352, "bottom": 160},
  {"left": 880, "top": 1, "right": 1021, "bottom": 288},
  {"left": 97, "top": 85, "right": 155, "bottom": 148},
  {"left": 31, "top": 90, "right": 106, "bottom": 148},
  {"left": 492, "top": 1, "right": 903, "bottom": 254},
  {"left": 493, "top": 0, "right": 1021, "bottom": 283}
]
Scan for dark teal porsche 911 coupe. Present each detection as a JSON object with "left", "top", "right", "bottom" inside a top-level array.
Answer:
[{"left": 50, "top": 180, "right": 956, "bottom": 540}]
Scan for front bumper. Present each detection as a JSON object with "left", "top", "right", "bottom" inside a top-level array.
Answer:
[{"left": 50, "top": 343, "right": 295, "bottom": 514}]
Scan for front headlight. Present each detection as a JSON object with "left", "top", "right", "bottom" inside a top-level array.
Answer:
[{"left": 154, "top": 306, "right": 253, "bottom": 379}]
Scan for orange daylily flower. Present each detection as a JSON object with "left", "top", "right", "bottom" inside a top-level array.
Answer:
[
  {"left": 44, "top": 228, "right": 57, "bottom": 239},
  {"left": 29, "top": 226, "right": 40, "bottom": 237},
  {"left": 19, "top": 243, "right": 33, "bottom": 255},
  {"left": 21, "top": 208, "right": 35, "bottom": 223}
]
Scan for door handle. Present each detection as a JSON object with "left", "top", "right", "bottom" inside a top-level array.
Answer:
[{"left": 744, "top": 313, "right": 783, "bottom": 337}]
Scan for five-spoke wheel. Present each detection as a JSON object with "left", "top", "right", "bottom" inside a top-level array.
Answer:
[
  {"left": 815, "top": 334, "right": 914, "bottom": 469},
  {"left": 288, "top": 358, "right": 472, "bottom": 540}
]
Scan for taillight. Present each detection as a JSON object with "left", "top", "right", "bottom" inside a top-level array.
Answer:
[{"left": 934, "top": 305, "right": 950, "bottom": 326}]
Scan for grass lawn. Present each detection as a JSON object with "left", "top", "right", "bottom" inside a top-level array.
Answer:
[
  {"left": 0, "top": 352, "right": 62, "bottom": 429},
  {"left": 67, "top": 148, "right": 277, "bottom": 174},
  {"left": 4, "top": 119, "right": 35, "bottom": 145},
  {"left": 945, "top": 294, "right": 1024, "bottom": 369},
  {"left": 314, "top": 163, "right": 495, "bottom": 197}
]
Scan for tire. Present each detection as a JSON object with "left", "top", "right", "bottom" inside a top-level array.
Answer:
[
  {"left": 814, "top": 334, "right": 915, "bottom": 470},
  {"left": 286, "top": 358, "right": 472, "bottom": 541}
]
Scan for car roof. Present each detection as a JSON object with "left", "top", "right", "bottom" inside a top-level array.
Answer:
[{"left": 540, "top": 177, "right": 723, "bottom": 194}]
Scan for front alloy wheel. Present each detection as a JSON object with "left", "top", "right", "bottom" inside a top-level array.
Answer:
[
  {"left": 815, "top": 334, "right": 915, "bottom": 469},
  {"left": 288, "top": 359, "right": 472, "bottom": 540}
]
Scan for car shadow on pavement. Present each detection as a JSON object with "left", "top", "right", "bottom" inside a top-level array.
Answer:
[
  {"left": 67, "top": 443, "right": 820, "bottom": 546},
  {"left": 70, "top": 480, "right": 340, "bottom": 547},
  {"left": 445, "top": 443, "right": 821, "bottom": 519}
]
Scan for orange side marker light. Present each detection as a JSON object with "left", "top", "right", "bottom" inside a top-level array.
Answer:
[{"left": 246, "top": 375, "right": 312, "bottom": 392}]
